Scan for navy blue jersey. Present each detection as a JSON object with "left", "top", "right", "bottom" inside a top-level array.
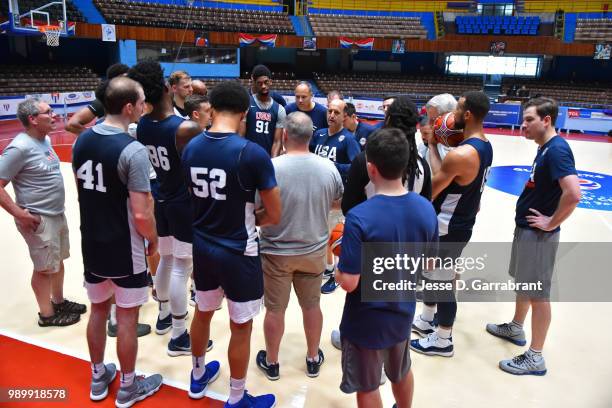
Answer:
[
  {"left": 245, "top": 95, "right": 280, "bottom": 155},
  {"left": 285, "top": 102, "right": 328, "bottom": 132},
  {"left": 339, "top": 193, "right": 438, "bottom": 349},
  {"left": 136, "top": 115, "right": 188, "bottom": 202},
  {"left": 433, "top": 138, "right": 493, "bottom": 236},
  {"left": 516, "top": 135, "right": 577, "bottom": 232},
  {"left": 182, "top": 132, "right": 277, "bottom": 255},
  {"left": 309, "top": 127, "right": 360, "bottom": 183},
  {"left": 72, "top": 129, "right": 145, "bottom": 279},
  {"left": 354, "top": 121, "right": 376, "bottom": 151}
]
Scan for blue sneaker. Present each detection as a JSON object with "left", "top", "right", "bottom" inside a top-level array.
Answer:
[
  {"left": 155, "top": 313, "right": 172, "bottom": 335},
  {"left": 167, "top": 330, "right": 191, "bottom": 357},
  {"left": 189, "top": 360, "right": 221, "bottom": 399},
  {"left": 224, "top": 391, "right": 276, "bottom": 408},
  {"left": 321, "top": 275, "right": 339, "bottom": 294}
]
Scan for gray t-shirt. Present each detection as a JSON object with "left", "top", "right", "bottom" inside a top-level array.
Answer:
[
  {"left": 91, "top": 123, "right": 151, "bottom": 192},
  {"left": 260, "top": 153, "right": 343, "bottom": 255},
  {"left": 0, "top": 132, "right": 65, "bottom": 215}
]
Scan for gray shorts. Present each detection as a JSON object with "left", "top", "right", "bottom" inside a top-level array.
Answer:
[
  {"left": 16, "top": 213, "right": 70, "bottom": 273},
  {"left": 509, "top": 226, "right": 560, "bottom": 299},
  {"left": 340, "top": 337, "right": 411, "bottom": 394}
]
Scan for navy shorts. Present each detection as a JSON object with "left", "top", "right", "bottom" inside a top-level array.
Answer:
[
  {"left": 193, "top": 239, "right": 264, "bottom": 303},
  {"left": 154, "top": 196, "right": 193, "bottom": 244}
]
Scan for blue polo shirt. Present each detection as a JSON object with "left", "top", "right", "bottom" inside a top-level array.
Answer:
[
  {"left": 338, "top": 193, "right": 438, "bottom": 349},
  {"left": 515, "top": 135, "right": 577, "bottom": 232}
]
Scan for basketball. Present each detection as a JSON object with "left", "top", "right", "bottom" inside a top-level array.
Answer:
[
  {"left": 433, "top": 112, "right": 464, "bottom": 147},
  {"left": 329, "top": 222, "right": 344, "bottom": 257}
]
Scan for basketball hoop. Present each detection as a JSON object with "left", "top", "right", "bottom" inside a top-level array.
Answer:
[{"left": 39, "top": 25, "right": 61, "bottom": 47}]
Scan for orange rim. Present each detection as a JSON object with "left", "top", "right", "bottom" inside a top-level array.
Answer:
[{"left": 38, "top": 25, "right": 61, "bottom": 32}]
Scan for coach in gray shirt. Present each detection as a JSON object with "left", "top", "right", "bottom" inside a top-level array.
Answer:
[
  {"left": 256, "top": 111, "right": 343, "bottom": 380},
  {"left": 0, "top": 97, "right": 85, "bottom": 327}
]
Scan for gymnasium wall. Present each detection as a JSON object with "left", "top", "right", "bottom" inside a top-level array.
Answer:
[
  {"left": 308, "top": 0, "right": 468, "bottom": 12},
  {"left": 524, "top": 0, "right": 611, "bottom": 12}
]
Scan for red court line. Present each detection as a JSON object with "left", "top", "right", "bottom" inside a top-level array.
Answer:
[{"left": 0, "top": 334, "right": 223, "bottom": 408}]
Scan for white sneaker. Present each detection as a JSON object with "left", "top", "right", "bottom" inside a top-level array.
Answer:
[
  {"left": 410, "top": 332, "right": 454, "bottom": 357},
  {"left": 331, "top": 329, "right": 341, "bottom": 350},
  {"left": 411, "top": 314, "right": 436, "bottom": 337}
]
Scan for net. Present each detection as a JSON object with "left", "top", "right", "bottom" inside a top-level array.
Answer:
[{"left": 39, "top": 25, "right": 61, "bottom": 47}]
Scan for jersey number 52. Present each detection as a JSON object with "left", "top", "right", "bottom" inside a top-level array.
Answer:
[{"left": 191, "top": 167, "right": 227, "bottom": 200}]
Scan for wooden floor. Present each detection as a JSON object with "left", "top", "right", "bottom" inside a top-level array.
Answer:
[{"left": 0, "top": 131, "right": 611, "bottom": 408}]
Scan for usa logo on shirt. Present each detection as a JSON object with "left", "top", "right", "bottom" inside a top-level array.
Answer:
[{"left": 256, "top": 112, "right": 272, "bottom": 121}]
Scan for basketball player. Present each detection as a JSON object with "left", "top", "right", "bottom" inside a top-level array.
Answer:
[
  {"left": 128, "top": 61, "right": 207, "bottom": 356},
  {"left": 372, "top": 95, "right": 396, "bottom": 130},
  {"left": 73, "top": 76, "right": 163, "bottom": 406},
  {"left": 0, "top": 97, "right": 85, "bottom": 327},
  {"left": 410, "top": 91, "right": 493, "bottom": 357},
  {"left": 336, "top": 128, "right": 438, "bottom": 408},
  {"left": 343, "top": 102, "right": 375, "bottom": 151},
  {"left": 309, "top": 98, "right": 360, "bottom": 294},
  {"left": 181, "top": 81, "right": 281, "bottom": 407},
  {"left": 285, "top": 81, "right": 328, "bottom": 132},
  {"left": 191, "top": 79, "right": 208, "bottom": 96},
  {"left": 185, "top": 94, "right": 212, "bottom": 131},
  {"left": 487, "top": 97, "right": 580, "bottom": 375},
  {"left": 332, "top": 95, "right": 432, "bottom": 350},
  {"left": 242, "top": 65, "right": 285, "bottom": 157},
  {"left": 169, "top": 70, "right": 193, "bottom": 118},
  {"left": 418, "top": 93, "right": 456, "bottom": 163},
  {"left": 66, "top": 63, "right": 129, "bottom": 134}
]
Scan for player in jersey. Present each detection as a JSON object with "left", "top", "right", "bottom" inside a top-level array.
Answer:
[
  {"left": 185, "top": 94, "right": 212, "bottom": 131},
  {"left": 343, "top": 102, "right": 375, "bottom": 151},
  {"left": 182, "top": 81, "right": 281, "bottom": 407},
  {"left": 487, "top": 97, "right": 580, "bottom": 375},
  {"left": 241, "top": 65, "right": 285, "bottom": 157},
  {"left": 285, "top": 81, "right": 328, "bottom": 132},
  {"left": 310, "top": 98, "right": 360, "bottom": 294},
  {"left": 336, "top": 128, "right": 439, "bottom": 408},
  {"left": 73, "top": 77, "right": 163, "bottom": 407},
  {"left": 331, "top": 95, "right": 432, "bottom": 350},
  {"left": 411, "top": 91, "right": 493, "bottom": 357},
  {"left": 128, "top": 61, "right": 207, "bottom": 357},
  {"left": 169, "top": 70, "right": 193, "bottom": 119}
]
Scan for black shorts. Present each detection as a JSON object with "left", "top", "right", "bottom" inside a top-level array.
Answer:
[
  {"left": 193, "top": 240, "right": 264, "bottom": 303},
  {"left": 84, "top": 269, "right": 148, "bottom": 289},
  {"left": 340, "top": 337, "right": 411, "bottom": 394},
  {"left": 155, "top": 196, "right": 193, "bottom": 244}
]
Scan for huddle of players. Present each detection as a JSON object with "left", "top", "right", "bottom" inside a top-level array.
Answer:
[{"left": 71, "top": 59, "right": 579, "bottom": 408}]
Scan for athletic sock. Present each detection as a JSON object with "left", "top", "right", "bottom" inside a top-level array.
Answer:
[
  {"left": 228, "top": 377, "right": 246, "bottom": 404},
  {"left": 158, "top": 300, "right": 170, "bottom": 320},
  {"left": 109, "top": 304, "right": 117, "bottom": 326},
  {"left": 192, "top": 355, "right": 206, "bottom": 380},
  {"left": 437, "top": 327, "right": 452, "bottom": 340},
  {"left": 510, "top": 320, "right": 523, "bottom": 329},
  {"left": 421, "top": 305, "right": 436, "bottom": 322},
  {"left": 120, "top": 371, "right": 135, "bottom": 388},
  {"left": 91, "top": 362, "right": 106, "bottom": 380}
]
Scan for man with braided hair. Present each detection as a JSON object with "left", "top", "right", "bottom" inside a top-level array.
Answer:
[{"left": 128, "top": 61, "right": 216, "bottom": 359}]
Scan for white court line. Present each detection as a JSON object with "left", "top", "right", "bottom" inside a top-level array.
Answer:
[
  {"left": 597, "top": 213, "right": 612, "bottom": 232},
  {"left": 0, "top": 328, "right": 228, "bottom": 403}
]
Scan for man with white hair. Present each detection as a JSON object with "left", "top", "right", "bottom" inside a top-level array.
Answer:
[
  {"left": 418, "top": 93, "right": 457, "bottom": 163},
  {"left": 0, "top": 97, "right": 86, "bottom": 327}
]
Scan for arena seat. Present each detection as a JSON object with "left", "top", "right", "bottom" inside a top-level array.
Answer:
[
  {"left": 93, "top": 0, "right": 294, "bottom": 34},
  {"left": 574, "top": 17, "right": 612, "bottom": 41},
  {"left": 502, "top": 78, "right": 611, "bottom": 108},
  {"left": 455, "top": 15, "right": 540, "bottom": 36},
  {"left": 309, "top": 14, "right": 427, "bottom": 39},
  {"left": 0, "top": 65, "right": 100, "bottom": 96}
]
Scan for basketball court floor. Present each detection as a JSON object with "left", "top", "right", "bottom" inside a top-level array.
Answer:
[{"left": 0, "top": 121, "right": 611, "bottom": 408}]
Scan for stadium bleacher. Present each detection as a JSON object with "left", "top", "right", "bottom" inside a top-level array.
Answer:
[
  {"left": 456, "top": 15, "right": 540, "bottom": 35},
  {"left": 0, "top": 65, "right": 100, "bottom": 96}
]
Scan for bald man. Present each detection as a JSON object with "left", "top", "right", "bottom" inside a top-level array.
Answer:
[
  {"left": 285, "top": 82, "right": 328, "bottom": 132},
  {"left": 191, "top": 80, "right": 207, "bottom": 96},
  {"left": 309, "top": 99, "right": 360, "bottom": 294}
]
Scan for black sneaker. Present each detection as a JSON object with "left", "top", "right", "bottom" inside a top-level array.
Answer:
[
  {"left": 306, "top": 349, "right": 325, "bottom": 378},
  {"left": 53, "top": 299, "right": 87, "bottom": 315},
  {"left": 256, "top": 350, "right": 279, "bottom": 381}
]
